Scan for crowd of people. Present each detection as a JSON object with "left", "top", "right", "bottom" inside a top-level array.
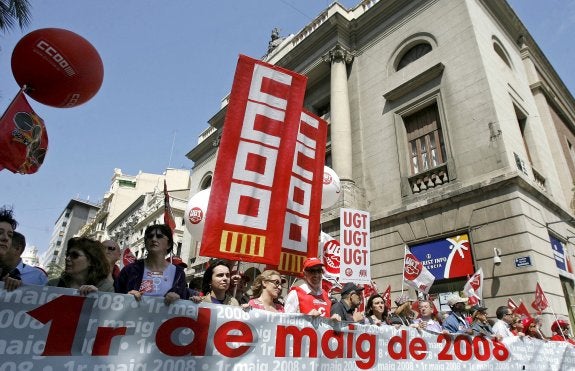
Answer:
[{"left": 1, "top": 206, "right": 574, "bottom": 346}]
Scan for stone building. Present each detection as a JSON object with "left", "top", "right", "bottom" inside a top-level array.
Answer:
[{"left": 186, "top": 0, "right": 575, "bottom": 329}]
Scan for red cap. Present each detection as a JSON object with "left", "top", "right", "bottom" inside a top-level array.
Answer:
[
  {"left": 552, "top": 319, "right": 570, "bottom": 332},
  {"left": 167, "top": 256, "right": 188, "bottom": 268},
  {"left": 303, "top": 257, "right": 324, "bottom": 271}
]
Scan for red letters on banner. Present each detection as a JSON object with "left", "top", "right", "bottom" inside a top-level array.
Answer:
[
  {"left": 23, "top": 294, "right": 511, "bottom": 367},
  {"left": 201, "top": 55, "right": 307, "bottom": 265}
]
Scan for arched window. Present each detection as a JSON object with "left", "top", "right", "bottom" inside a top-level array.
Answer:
[
  {"left": 492, "top": 36, "right": 512, "bottom": 69},
  {"left": 199, "top": 174, "right": 212, "bottom": 190},
  {"left": 493, "top": 42, "right": 511, "bottom": 68},
  {"left": 396, "top": 43, "right": 432, "bottom": 71}
]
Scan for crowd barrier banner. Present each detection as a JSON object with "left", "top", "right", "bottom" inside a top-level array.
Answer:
[{"left": 1, "top": 284, "right": 575, "bottom": 370}]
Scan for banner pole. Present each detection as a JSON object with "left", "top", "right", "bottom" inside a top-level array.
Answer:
[
  {"left": 401, "top": 245, "right": 407, "bottom": 295},
  {"left": 0, "top": 86, "right": 27, "bottom": 123}
]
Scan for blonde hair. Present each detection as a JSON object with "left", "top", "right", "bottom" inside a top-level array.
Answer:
[{"left": 251, "top": 270, "right": 281, "bottom": 298}]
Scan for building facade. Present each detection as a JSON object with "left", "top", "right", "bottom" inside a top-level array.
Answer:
[
  {"left": 41, "top": 198, "right": 100, "bottom": 271},
  {"left": 72, "top": 168, "right": 191, "bottom": 277},
  {"left": 186, "top": 0, "right": 575, "bottom": 330}
]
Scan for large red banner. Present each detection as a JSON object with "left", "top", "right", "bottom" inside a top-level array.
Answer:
[
  {"left": 200, "top": 55, "right": 307, "bottom": 265},
  {"left": 275, "top": 110, "right": 327, "bottom": 275}
]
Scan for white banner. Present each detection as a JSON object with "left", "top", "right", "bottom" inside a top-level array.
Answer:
[
  {"left": 2, "top": 284, "right": 575, "bottom": 370},
  {"left": 339, "top": 208, "right": 371, "bottom": 284}
]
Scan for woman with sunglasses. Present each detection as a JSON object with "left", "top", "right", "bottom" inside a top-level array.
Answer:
[
  {"left": 115, "top": 224, "right": 187, "bottom": 305},
  {"left": 248, "top": 270, "right": 284, "bottom": 312},
  {"left": 47, "top": 237, "right": 113, "bottom": 295}
]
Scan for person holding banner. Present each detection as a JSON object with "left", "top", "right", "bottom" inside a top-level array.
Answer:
[
  {"left": 470, "top": 304, "right": 498, "bottom": 338},
  {"left": 442, "top": 295, "right": 473, "bottom": 334},
  {"left": 330, "top": 282, "right": 365, "bottom": 322},
  {"left": 201, "top": 260, "right": 239, "bottom": 306},
  {"left": 248, "top": 270, "right": 284, "bottom": 312},
  {"left": 492, "top": 306, "right": 515, "bottom": 338},
  {"left": 0, "top": 207, "right": 22, "bottom": 291},
  {"left": 389, "top": 294, "right": 416, "bottom": 327},
  {"left": 364, "top": 294, "right": 389, "bottom": 325},
  {"left": 47, "top": 237, "right": 113, "bottom": 295},
  {"left": 523, "top": 317, "right": 545, "bottom": 340},
  {"left": 413, "top": 300, "right": 443, "bottom": 333},
  {"left": 550, "top": 319, "right": 575, "bottom": 345},
  {"left": 115, "top": 225, "right": 187, "bottom": 304},
  {"left": 284, "top": 257, "right": 340, "bottom": 319}
]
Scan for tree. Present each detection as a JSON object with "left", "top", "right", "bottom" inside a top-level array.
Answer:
[{"left": 0, "top": 0, "right": 31, "bottom": 33}]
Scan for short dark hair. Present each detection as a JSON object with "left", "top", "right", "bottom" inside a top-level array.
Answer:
[
  {"left": 144, "top": 224, "right": 174, "bottom": 253},
  {"left": 496, "top": 306, "right": 509, "bottom": 319},
  {"left": 0, "top": 207, "right": 17, "bottom": 230},
  {"left": 11, "top": 231, "right": 26, "bottom": 252}
]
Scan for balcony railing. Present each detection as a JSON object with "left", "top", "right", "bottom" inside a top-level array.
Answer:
[{"left": 408, "top": 163, "right": 449, "bottom": 193}]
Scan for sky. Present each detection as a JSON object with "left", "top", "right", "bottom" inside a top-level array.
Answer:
[{"left": 0, "top": 0, "right": 574, "bottom": 257}]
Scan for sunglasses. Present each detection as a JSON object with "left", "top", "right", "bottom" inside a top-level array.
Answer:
[
  {"left": 66, "top": 251, "right": 85, "bottom": 259},
  {"left": 146, "top": 232, "right": 166, "bottom": 239},
  {"left": 305, "top": 268, "right": 323, "bottom": 274},
  {"left": 265, "top": 279, "right": 283, "bottom": 287},
  {"left": 107, "top": 246, "right": 117, "bottom": 251}
]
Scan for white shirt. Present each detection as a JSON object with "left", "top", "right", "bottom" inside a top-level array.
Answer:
[{"left": 492, "top": 319, "right": 513, "bottom": 337}]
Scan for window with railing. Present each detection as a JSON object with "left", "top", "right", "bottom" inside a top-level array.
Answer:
[{"left": 405, "top": 103, "right": 446, "bottom": 175}]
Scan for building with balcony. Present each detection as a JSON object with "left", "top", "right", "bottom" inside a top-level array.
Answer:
[
  {"left": 185, "top": 0, "right": 575, "bottom": 329},
  {"left": 77, "top": 167, "right": 191, "bottom": 270}
]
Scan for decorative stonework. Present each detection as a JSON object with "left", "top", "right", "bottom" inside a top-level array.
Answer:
[{"left": 322, "top": 44, "right": 354, "bottom": 65}]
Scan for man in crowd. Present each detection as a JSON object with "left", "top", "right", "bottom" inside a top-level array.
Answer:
[
  {"left": 413, "top": 299, "right": 443, "bottom": 332},
  {"left": 102, "top": 240, "right": 121, "bottom": 281},
  {"left": 0, "top": 207, "right": 23, "bottom": 291},
  {"left": 442, "top": 295, "right": 473, "bottom": 334},
  {"left": 330, "top": 282, "right": 364, "bottom": 322},
  {"left": 284, "top": 257, "right": 340, "bottom": 320},
  {"left": 2, "top": 231, "right": 47, "bottom": 286},
  {"left": 492, "top": 305, "right": 515, "bottom": 338}
]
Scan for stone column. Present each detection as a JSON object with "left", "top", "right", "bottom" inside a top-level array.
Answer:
[{"left": 323, "top": 45, "right": 354, "bottom": 181}]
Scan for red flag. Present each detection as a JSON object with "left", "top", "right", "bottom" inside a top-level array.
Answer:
[
  {"left": 358, "top": 281, "right": 378, "bottom": 312},
  {"left": 122, "top": 247, "right": 136, "bottom": 267},
  {"left": 163, "top": 179, "right": 176, "bottom": 232},
  {"left": 382, "top": 285, "right": 392, "bottom": 310},
  {"left": 508, "top": 298, "right": 518, "bottom": 311},
  {"left": 531, "top": 282, "right": 549, "bottom": 314},
  {"left": 0, "top": 91, "right": 48, "bottom": 174},
  {"left": 514, "top": 301, "right": 532, "bottom": 319}
]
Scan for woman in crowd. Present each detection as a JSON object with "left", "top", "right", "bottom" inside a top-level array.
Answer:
[
  {"left": 550, "top": 319, "right": 575, "bottom": 345},
  {"left": 364, "top": 294, "right": 388, "bottom": 325},
  {"left": 115, "top": 224, "right": 187, "bottom": 305},
  {"left": 48, "top": 237, "right": 113, "bottom": 295},
  {"left": 510, "top": 314, "right": 525, "bottom": 336},
  {"left": 248, "top": 270, "right": 284, "bottom": 312},
  {"left": 389, "top": 294, "right": 416, "bottom": 327},
  {"left": 201, "top": 260, "right": 239, "bottom": 306},
  {"left": 523, "top": 317, "right": 544, "bottom": 339}
]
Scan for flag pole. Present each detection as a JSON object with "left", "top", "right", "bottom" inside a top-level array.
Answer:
[
  {"left": 401, "top": 245, "right": 407, "bottom": 294},
  {"left": 0, "top": 86, "right": 28, "bottom": 122}
]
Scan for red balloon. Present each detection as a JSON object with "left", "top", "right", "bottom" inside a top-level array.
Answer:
[{"left": 11, "top": 28, "right": 104, "bottom": 108}]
